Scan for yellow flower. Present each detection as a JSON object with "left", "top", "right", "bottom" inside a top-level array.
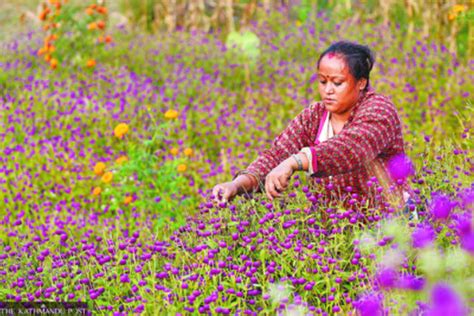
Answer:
[
  {"left": 184, "top": 148, "right": 193, "bottom": 157},
  {"left": 124, "top": 195, "right": 133, "bottom": 205},
  {"left": 92, "top": 187, "right": 102, "bottom": 196},
  {"left": 101, "top": 171, "right": 113, "bottom": 183},
  {"left": 449, "top": 4, "right": 467, "bottom": 20},
  {"left": 93, "top": 162, "right": 106, "bottom": 176},
  {"left": 177, "top": 164, "right": 187, "bottom": 173},
  {"left": 452, "top": 4, "right": 467, "bottom": 14},
  {"left": 170, "top": 147, "right": 179, "bottom": 156},
  {"left": 114, "top": 123, "right": 129, "bottom": 139},
  {"left": 164, "top": 109, "right": 179, "bottom": 120},
  {"left": 115, "top": 155, "right": 128, "bottom": 165}
]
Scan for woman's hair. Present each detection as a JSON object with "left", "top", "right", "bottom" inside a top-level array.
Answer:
[{"left": 317, "top": 41, "right": 375, "bottom": 91}]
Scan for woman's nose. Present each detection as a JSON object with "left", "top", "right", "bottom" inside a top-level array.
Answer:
[{"left": 325, "top": 83, "right": 334, "bottom": 94}]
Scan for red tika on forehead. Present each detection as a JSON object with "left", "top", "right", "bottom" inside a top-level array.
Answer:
[{"left": 327, "top": 52, "right": 336, "bottom": 59}]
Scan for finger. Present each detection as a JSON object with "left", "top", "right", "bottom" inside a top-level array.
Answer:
[
  {"left": 266, "top": 179, "right": 281, "bottom": 200},
  {"left": 273, "top": 178, "right": 284, "bottom": 192},
  {"left": 278, "top": 176, "right": 289, "bottom": 190},
  {"left": 212, "top": 186, "right": 224, "bottom": 202},
  {"left": 221, "top": 189, "right": 231, "bottom": 203},
  {"left": 211, "top": 186, "right": 220, "bottom": 199},
  {"left": 265, "top": 177, "right": 273, "bottom": 200}
]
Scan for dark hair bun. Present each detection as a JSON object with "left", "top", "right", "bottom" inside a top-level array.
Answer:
[{"left": 317, "top": 41, "right": 375, "bottom": 91}]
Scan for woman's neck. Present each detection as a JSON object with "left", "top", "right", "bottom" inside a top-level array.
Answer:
[{"left": 331, "top": 112, "right": 350, "bottom": 123}]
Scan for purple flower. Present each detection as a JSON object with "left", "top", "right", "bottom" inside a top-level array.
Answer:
[
  {"left": 412, "top": 224, "right": 436, "bottom": 248},
  {"left": 456, "top": 214, "right": 472, "bottom": 238},
  {"left": 353, "top": 291, "right": 384, "bottom": 316},
  {"left": 459, "top": 188, "right": 474, "bottom": 210},
  {"left": 429, "top": 192, "right": 455, "bottom": 220},
  {"left": 375, "top": 268, "right": 398, "bottom": 289},
  {"left": 396, "top": 273, "right": 425, "bottom": 291},
  {"left": 427, "top": 283, "right": 468, "bottom": 316},
  {"left": 387, "top": 153, "right": 414, "bottom": 181},
  {"left": 119, "top": 274, "right": 130, "bottom": 283},
  {"left": 460, "top": 233, "right": 474, "bottom": 255}
]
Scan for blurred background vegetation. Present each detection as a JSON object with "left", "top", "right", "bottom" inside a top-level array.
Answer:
[{"left": 1, "top": 0, "right": 472, "bottom": 59}]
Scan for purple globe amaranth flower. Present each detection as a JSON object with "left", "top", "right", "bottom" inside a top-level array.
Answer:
[
  {"left": 427, "top": 283, "right": 468, "bottom": 316},
  {"left": 375, "top": 267, "right": 398, "bottom": 289},
  {"left": 412, "top": 224, "right": 436, "bottom": 248},
  {"left": 460, "top": 233, "right": 474, "bottom": 255},
  {"left": 458, "top": 187, "right": 474, "bottom": 210},
  {"left": 387, "top": 153, "right": 415, "bottom": 181},
  {"left": 429, "top": 192, "right": 455, "bottom": 220},
  {"left": 456, "top": 214, "right": 472, "bottom": 238},
  {"left": 396, "top": 273, "right": 425, "bottom": 291},
  {"left": 353, "top": 291, "right": 384, "bottom": 316}
]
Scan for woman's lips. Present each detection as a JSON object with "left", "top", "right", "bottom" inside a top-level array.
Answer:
[{"left": 324, "top": 98, "right": 336, "bottom": 105}]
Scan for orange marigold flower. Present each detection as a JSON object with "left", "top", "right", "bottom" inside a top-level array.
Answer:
[
  {"left": 85, "top": 7, "right": 94, "bottom": 15},
  {"left": 87, "top": 22, "right": 98, "bottom": 30},
  {"left": 97, "top": 20, "right": 106, "bottom": 30},
  {"left": 92, "top": 187, "right": 102, "bottom": 196},
  {"left": 86, "top": 59, "right": 96, "bottom": 68},
  {"left": 170, "top": 147, "right": 179, "bottom": 156},
  {"left": 114, "top": 123, "right": 129, "bottom": 139},
  {"left": 124, "top": 196, "right": 133, "bottom": 205},
  {"left": 94, "top": 162, "right": 106, "bottom": 176},
  {"left": 44, "top": 54, "right": 52, "bottom": 62},
  {"left": 184, "top": 148, "right": 193, "bottom": 156},
  {"left": 39, "top": 9, "right": 50, "bottom": 21},
  {"left": 37, "top": 47, "right": 46, "bottom": 56},
  {"left": 115, "top": 155, "right": 128, "bottom": 165},
  {"left": 48, "top": 45, "right": 55, "bottom": 53},
  {"left": 96, "top": 6, "right": 108, "bottom": 15},
  {"left": 164, "top": 109, "right": 179, "bottom": 120},
  {"left": 177, "top": 164, "right": 187, "bottom": 173},
  {"left": 104, "top": 35, "right": 113, "bottom": 43},
  {"left": 50, "top": 58, "right": 58, "bottom": 69},
  {"left": 101, "top": 171, "right": 113, "bottom": 183}
]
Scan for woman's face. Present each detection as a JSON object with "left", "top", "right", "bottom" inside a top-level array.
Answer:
[{"left": 317, "top": 54, "right": 367, "bottom": 119}]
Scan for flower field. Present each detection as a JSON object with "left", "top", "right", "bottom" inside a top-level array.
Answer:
[{"left": 0, "top": 2, "right": 473, "bottom": 315}]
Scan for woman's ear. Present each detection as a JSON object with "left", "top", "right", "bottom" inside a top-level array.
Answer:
[{"left": 358, "top": 78, "right": 368, "bottom": 90}]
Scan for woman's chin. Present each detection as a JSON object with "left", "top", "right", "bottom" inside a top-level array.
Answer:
[{"left": 324, "top": 104, "right": 337, "bottom": 112}]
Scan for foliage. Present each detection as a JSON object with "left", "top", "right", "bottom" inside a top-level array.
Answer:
[
  {"left": 0, "top": 4, "right": 472, "bottom": 315},
  {"left": 36, "top": 0, "right": 111, "bottom": 70}
]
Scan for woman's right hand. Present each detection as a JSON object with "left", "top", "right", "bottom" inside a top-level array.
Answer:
[{"left": 212, "top": 181, "right": 239, "bottom": 203}]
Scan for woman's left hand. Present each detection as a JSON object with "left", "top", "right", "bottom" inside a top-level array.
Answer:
[{"left": 265, "top": 159, "right": 294, "bottom": 200}]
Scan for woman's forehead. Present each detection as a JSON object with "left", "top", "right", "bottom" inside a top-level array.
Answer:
[{"left": 318, "top": 55, "right": 350, "bottom": 77}]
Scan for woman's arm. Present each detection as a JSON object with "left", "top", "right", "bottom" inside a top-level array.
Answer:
[{"left": 237, "top": 103, "right": 319, "bottom": 185}]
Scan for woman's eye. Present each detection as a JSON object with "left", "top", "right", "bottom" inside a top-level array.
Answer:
[
  {"left": 319, "top": 81, "right": 327, "bottom": 84},
  {"left": 334, "top": 82, "right": 342, "bottom": 86}
]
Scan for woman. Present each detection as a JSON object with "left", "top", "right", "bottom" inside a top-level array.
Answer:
[{"left": 213, "top": 41, "right": 409, "bottom": 209}]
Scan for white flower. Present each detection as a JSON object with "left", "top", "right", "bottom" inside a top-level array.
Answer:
[{"left": 268, "top": 282, "right": 291, "bottom": 305}]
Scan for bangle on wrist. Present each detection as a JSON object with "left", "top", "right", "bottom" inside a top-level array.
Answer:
[{"left": 292, "top": 154, "right": 303, "bottom": 171}]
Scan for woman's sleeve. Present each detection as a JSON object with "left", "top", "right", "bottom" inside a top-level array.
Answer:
[
  {"left": 234, "top": 104, "right": 318, "bottom": 185},
  {"left": 308, "top": 96, "right": 402, "bottom": 177}
]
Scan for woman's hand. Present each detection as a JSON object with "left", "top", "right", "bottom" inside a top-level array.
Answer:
[
  {"left": 265, "top": 159, "right": 295, "bottom": 200},
  {"left": 212, "top": 182, "right": 239, "bottom": 203}
]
